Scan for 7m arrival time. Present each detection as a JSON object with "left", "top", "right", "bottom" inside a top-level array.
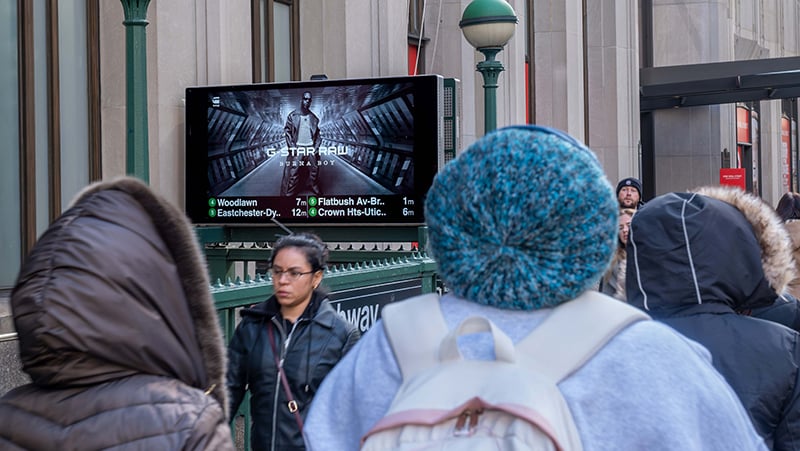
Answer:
[{"left": 293, "top": 196, "right": 413, "bottom": 218}]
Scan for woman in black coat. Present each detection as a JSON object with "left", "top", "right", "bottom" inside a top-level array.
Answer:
[
  {"left": 227, "top": 233, "right": 360, "bottom": 451},
  {"left": 627, "top": 187, "right": 800, "bottom": 450}
]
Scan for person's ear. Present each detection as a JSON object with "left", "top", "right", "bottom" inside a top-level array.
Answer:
[{"left": 312, "top": 270, "right": 323, "bottom": 289}]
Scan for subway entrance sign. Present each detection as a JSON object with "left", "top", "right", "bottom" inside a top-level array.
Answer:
[{"left": 328, "top": 278, "right": 427, "bottom": 334}]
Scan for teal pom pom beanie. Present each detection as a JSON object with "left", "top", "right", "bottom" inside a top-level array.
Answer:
[{"left": 424, "top": 125, "right": 618, "bottom": 310}]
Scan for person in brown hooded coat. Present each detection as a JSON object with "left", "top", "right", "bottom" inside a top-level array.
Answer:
[{"left": 0, "top": 177, "right": 234, "bottom": 450}]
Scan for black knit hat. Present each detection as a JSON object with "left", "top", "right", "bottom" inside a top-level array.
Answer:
[{"left": 616, "top": 177, "right": 642, "bottom": 196}]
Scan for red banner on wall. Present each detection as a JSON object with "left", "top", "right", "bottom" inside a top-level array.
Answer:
[
  {"left": 720, "top": 168, "right": 746, "bottom": 190},
  {"left": 737, "top": 106, "right": 750, "bottom": 144}
]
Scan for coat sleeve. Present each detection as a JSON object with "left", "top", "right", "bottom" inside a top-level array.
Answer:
[
  {"left": 774, "top": 333, "right": 800, "bottom": 450},
  {"left": 312, "top": 116, "right": 322, "bottom": 148},
  {"left": 341, "top": 323, "right": 361, "bottom": 356},
  {"left": 284, "top": 113, "right": 294, "bottom": 147},
  {"left": 226, "top": 323, "right": 250, "bottom": 417}
]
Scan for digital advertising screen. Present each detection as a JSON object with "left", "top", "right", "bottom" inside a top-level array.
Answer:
[{"left": 185, "top": 74, "right": 444, "bottom": 226}]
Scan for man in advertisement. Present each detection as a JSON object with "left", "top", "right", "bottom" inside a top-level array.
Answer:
[{"left": 282, "top": 90, "right": 322, "bottom": 196}]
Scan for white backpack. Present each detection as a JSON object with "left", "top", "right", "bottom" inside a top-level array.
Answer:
[{"left": 360, "top": 291, "right": 649, "bottom": 451}]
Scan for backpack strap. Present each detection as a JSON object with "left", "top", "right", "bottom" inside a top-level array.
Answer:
[
  {"left": 439, "top": 315, "right": 517, "bottom": 363},
  {"left": 516, "top": 290, "right": 650, "bottom": 382},
  {"left": 381, "top": 293, "right": 447, "bottom": 381}
]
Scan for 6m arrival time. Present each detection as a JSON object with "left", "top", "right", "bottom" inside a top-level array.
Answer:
[{"left": 205, "top": 195, "right": 421, "bottom": 222}]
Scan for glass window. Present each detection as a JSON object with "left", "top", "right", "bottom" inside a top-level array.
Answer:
[
  {"left": 273, "top": 2, "right": 291, "bottom": 82},
  {"left": 34, "top": 0, "right": 50, "bottom": 237},
  {"left": 408, "top": 0, "right": 422, "bottom": 36},
  {"left": 257, "top": 0, "right": 268, "bottom": 81},
  {"left": 408, "top": 0, "right": 426, "bottom": 75},
  {"left": 253, "top": 0, "right": 297, "bottom": 82},
  {"left": 0, "top": 0, "right": 20, "bottom": 287},
  {"left": 2, "top": 0, "right": 97, "bottom": 291},
  {"left": 58, "top": 0, "right": 90, "bottom": 208}
]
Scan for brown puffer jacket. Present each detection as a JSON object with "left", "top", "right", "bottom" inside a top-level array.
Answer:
[{"left": 0, "top": 177, "right": 234, "bottom": 451}]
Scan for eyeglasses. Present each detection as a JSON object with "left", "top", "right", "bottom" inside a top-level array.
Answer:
[{"left": 270, "top": 268, "right": 315, "bottom": 282}]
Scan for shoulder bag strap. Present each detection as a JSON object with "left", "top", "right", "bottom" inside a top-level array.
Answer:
[{"left": 267, "top": 322, "right": 304, "bottom": 432}]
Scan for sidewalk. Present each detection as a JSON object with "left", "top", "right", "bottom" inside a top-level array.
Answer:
[
  {"left": 0, "top": 296, "right": 11, "bottom": 335},
  {"left": 0, "top": 296, "right": 12, "bottom": 335},
  {"left": 0, "top": 294, "right": 27, "bottom": 396}
]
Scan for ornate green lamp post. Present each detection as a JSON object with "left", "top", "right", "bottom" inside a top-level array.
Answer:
[
  {"left": 120, "top": 0, "right": 151, "bottom": 183},
  {"left": 459, "top": 0, "right": 518, "bottom": 134}
]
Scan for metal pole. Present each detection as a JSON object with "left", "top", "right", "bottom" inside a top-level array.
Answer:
[
  {"left": 120, "top": 0, "right": 151, "bottom": 183},
  {"left": 476, "top": 47, "right": 504, "bottom": 134}
]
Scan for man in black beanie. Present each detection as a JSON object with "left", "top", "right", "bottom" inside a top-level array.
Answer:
[{"left": 616, "top": 177, "right": 644, "bottom": 209}]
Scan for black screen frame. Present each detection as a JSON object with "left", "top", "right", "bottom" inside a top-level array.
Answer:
[{"left": 185, "top": 74, "right": 443, "bottom": 226}]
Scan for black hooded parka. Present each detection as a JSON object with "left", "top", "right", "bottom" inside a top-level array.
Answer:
[{"left": 627, "top": 187, "right": 800, "bottom": 451}]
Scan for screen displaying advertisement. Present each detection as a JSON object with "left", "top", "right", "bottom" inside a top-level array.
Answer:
[{"left": 185, "top": 75, "right": 444, "bottom": 225}]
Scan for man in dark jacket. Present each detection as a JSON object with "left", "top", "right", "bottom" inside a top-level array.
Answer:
[
  {"left": 0, "top": 177, "right": 234, "bottom": 450},
  {"left": 627, "top": 186, "right": 800, "bottom": 450}
]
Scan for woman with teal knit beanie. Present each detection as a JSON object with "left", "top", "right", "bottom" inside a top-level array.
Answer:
[{"left": 303, "top": 125, "right": 766, "bottom": 451}]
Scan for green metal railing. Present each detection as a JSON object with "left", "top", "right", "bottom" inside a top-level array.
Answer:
[{"left": 198, "top": 225, "right": 429, "bottom": 283}]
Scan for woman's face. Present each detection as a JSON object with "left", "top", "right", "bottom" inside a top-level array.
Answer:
[
  {"left": 619, "top": 213, "right": 633, "bottom": 244},
  {"left": 271, "top": 247, "right": 323, "bottom": 319}
]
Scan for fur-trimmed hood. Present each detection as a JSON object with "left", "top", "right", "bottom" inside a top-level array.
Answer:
[
  {"left": 11, "top": 176, "right": 228, "bottom": 416},
  {"left": 627, "top": 186, "right": 795, "bottom": 313}
]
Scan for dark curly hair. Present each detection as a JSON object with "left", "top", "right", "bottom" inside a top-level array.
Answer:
[
  {"left": 776, "top": 192, "right": 800, "bottom": 221},
  {"left": 269, "top": 232, "right": 329, "bottom": 272}
]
